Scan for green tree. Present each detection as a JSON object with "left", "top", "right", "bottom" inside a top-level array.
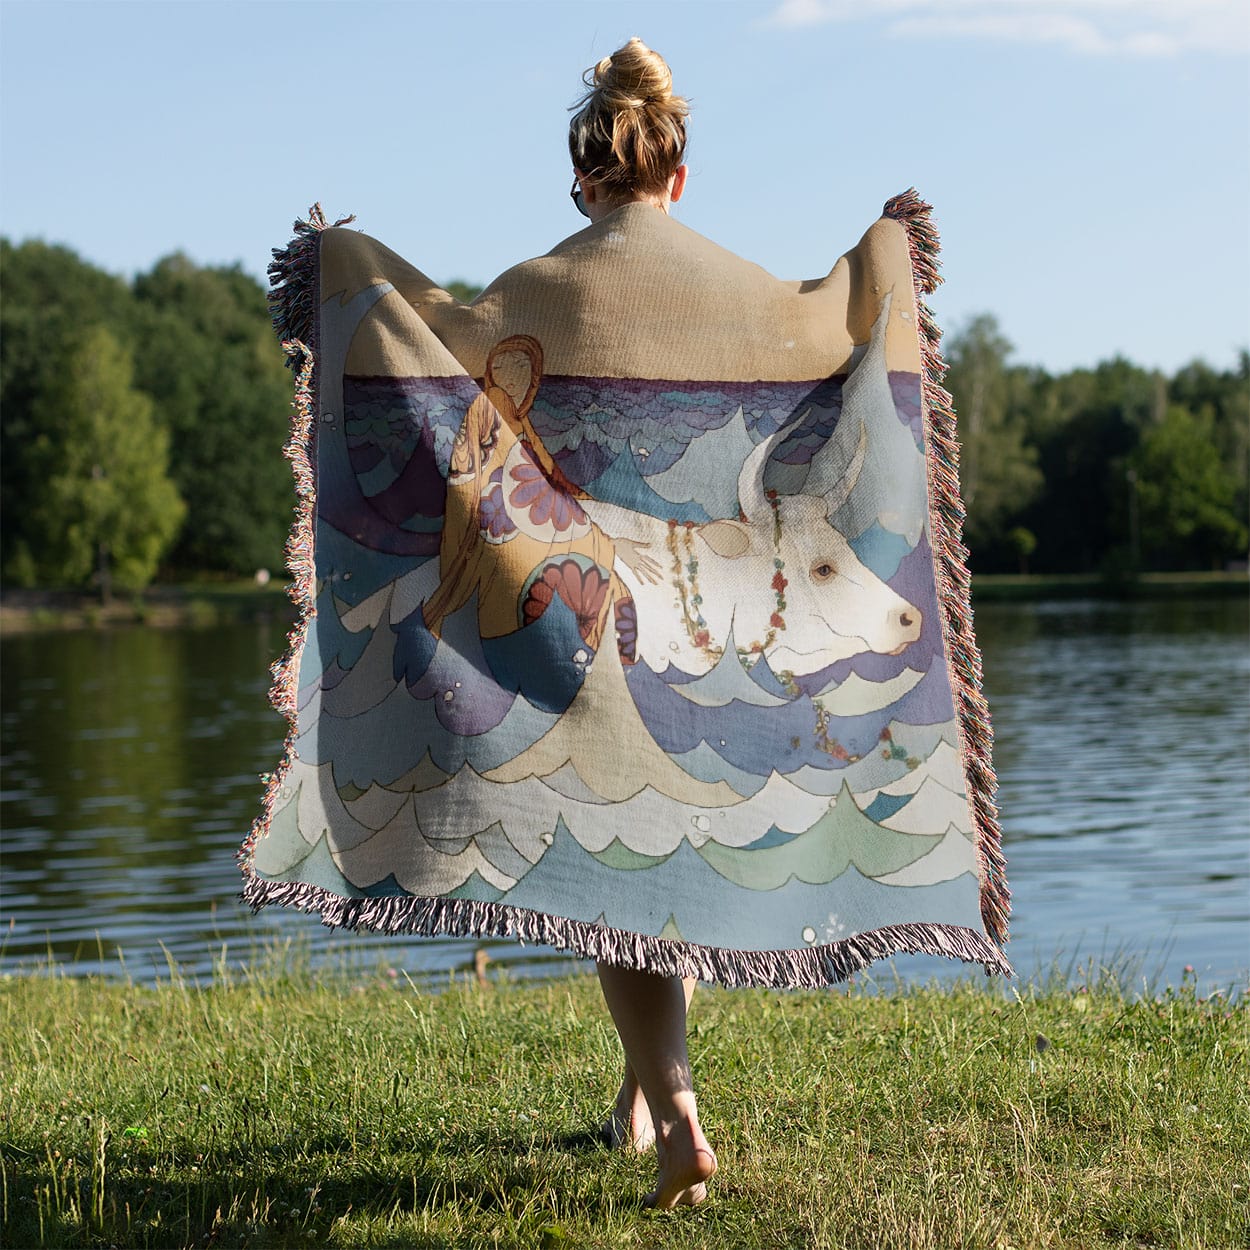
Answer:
[
  {"left": 1021, "top": 357, "right": 1164, "bottom": 573},
  {"left": 1129, "top": 405, "right": 1246, "bottom": 570},
  {"left": 1006, "top": 526, "right": 1037, "bottom": 574},
  {"left": 943, "top": 315, "right": 1043, "bottom": 565},
  {"left": 1, "top": 239, "right": 139, "bottom": 580},
  {"left": 131, "top": 256, "right": 293, "bottom": 575},
  {"left": 1169, "top": 353, "right": 1250, "bottom": 536},
  {"left": 444, "top": 279, "right": 483, "bottom": 303},
  {"left": 25, "top": 327, "right": 185, "bottom": 596}
]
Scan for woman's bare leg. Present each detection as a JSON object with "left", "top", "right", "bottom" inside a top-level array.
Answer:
[
  {"left": 596, "top": 964, "right": 716, "bottom": 1207},
  {"left": 603, "top": 1056, "right": 654, "bottom": 1151},
  {"left": 602, "top": 977, "right": 696, "bottom": 1152}
]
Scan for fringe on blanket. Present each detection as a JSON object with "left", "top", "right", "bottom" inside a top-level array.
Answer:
[
  {"left": 884, "top": 189, "right": 1010, "bottom": 948},
  {"left": 241, "top": 873, "right": 1013, "bottom": 986},
  {"left": 238, "top": 195, "right": 1012, "bottom": 987}
]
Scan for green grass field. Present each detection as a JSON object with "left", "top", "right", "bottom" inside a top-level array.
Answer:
[{"left": 2, "top": 961, "right": 1246, "bottom": 1249}]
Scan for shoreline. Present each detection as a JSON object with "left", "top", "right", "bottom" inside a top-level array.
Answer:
[
  {"left": 0, "top": 582, "right": 294, "bottom": 634},
  {"left": 1, "top": 570, "right": 1245, "bottom": 635}
]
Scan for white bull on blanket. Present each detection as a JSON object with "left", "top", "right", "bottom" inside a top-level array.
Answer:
[{"left": 581, "top": 410, "right": 923, "bottom": 677}]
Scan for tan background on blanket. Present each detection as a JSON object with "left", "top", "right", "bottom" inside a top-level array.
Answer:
[{"left": 321, "top": 205, "right": 922, "bottom": 382}]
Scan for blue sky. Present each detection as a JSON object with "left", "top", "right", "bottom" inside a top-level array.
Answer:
[{"left": 2, "top": 0, "right": 1246, "bottom": 374}]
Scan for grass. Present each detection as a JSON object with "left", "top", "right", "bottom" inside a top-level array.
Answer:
[{"left": 1, "top": 961, "right": 1246, "bottom": 1250}]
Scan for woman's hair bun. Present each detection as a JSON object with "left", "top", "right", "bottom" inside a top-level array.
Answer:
[
  {"left": 569, "top": 38, "right": 688, "bottom": 197},
  {"left": 591, "top": 36, "right": 675, "bottom": 110}
]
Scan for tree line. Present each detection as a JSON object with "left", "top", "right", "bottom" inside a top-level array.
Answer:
[
  {"left": 945, "top": 315, "right": 1247, "bottom": 575},
  {"left": 1, "top": 238, "right": 1245, "bottom": 595}
]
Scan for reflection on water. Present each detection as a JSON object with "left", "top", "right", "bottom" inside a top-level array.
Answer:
[
  {"left": 970, "top": 596, "right": 1249, "bottom": 993},
  {"left": 2, "top": 597, "right": 1246, "bottom": 991},
  {"left": 0, "top": 624, "right": 578, "bottom": 986}
]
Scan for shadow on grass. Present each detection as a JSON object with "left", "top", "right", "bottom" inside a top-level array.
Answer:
[{"left": 4, "top": 1125, "right": 636, "bottom": 1249}]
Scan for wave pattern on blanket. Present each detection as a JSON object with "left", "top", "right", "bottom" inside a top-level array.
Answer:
[{"left": 239, "top": 194, "right": 1012, "bottom": 987}]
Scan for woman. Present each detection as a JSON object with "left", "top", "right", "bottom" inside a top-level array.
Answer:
[
  {"left": 245, "top": 34, "right": 1010, "bottom": 1219},
  {"left": 565, "top": 38, "right": 717, "bottom": 1210}
]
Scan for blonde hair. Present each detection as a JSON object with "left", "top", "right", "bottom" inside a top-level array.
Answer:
[{"left": 568, "top": 38, "right": 688, "bottom": 198}]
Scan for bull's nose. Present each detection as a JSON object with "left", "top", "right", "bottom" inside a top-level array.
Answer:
[{"left": 895, "top": 607, "right": 922, "bottom": 642}]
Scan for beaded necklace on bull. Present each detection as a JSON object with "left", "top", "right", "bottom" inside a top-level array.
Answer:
[
  {"left": 663, "top": 487, "right": 916, "bottom": 770},
  {"left": 665, "top": 489, "right": 787, "bottom": 661}
]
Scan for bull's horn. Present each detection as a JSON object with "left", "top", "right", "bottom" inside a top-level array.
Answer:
[
  {"left": 804, "top": 292, "right": 892, "bottom": 513},
  {"left": 799, "top": 409, "right": 867, "bottom": 507},
  {"left": 737, "top": 413, "right": 807, "bottom": 520},
  {"left": 822, "top": 421, "right": 868, "bottom": 516}
]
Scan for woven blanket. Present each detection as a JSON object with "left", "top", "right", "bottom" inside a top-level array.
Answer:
[{"left": 239, "top": 192, "right": 1011, "bottom": 987}]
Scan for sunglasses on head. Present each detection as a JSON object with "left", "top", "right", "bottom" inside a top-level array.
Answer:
[{"left": 570, "top": 176, "right": 589, "bottom": 219}]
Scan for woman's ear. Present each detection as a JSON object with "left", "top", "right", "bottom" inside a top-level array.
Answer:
[
  {"left": 575, "top": 169, "right": 599, "bottom": 207},
  {"left": 669, "top": 165, "right": 688, "bottom": 203}
]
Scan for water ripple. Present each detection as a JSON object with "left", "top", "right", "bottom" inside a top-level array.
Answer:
[{"left": 1, "top": 598, "right": 1246, "bottom": 992}]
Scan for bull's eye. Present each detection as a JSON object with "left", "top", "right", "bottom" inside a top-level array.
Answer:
[{"left": 811, "top": 561, "right": 837, "bottom": 582}]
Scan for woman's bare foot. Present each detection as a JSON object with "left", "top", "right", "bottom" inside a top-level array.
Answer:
[
  {"left": 594, "top": 967, "right": 710, "bottom": 1206},
  {"left": 602, "top": 1073, "right": 655, "bottom": 1150},
  {"left": 644, "top": 1116, "right": 717, "bottom": 1209}
]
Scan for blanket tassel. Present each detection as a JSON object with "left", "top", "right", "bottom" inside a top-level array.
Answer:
[
  {"left": 240, "top": 871, "right": 1014, "bottom": 988},
  {"left": 884, "top": 189, "right": 1011, "bottom": 949}
]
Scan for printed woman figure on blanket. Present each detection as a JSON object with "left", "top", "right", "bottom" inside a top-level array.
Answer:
[{"left": 423, "top": 332, "right": 641, "bottom": 662}]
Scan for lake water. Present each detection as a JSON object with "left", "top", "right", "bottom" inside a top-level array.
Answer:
[{"left": 2, "top": 597, "right": 1246, "bottom": 994}]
